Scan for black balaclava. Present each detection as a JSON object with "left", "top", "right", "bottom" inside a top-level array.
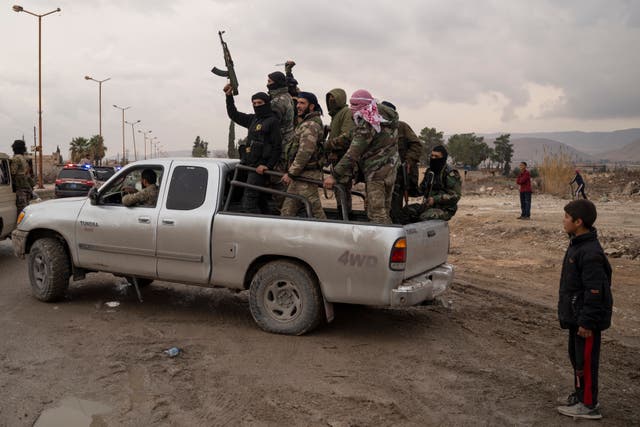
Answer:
[
  {"left": 430, "top": 144, "right": 448, "bottom": 174},
  {"left": 12, "top": 139, "right": 27, "bottom": 155},
  {"left": 267, "top": 71, "right": 286, "bottom": 91},
  {"left": 251, "top": 92, "right": 272, "bottom": 117}
]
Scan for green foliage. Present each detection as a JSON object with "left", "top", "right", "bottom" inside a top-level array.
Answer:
[
  {"left": 191, "top": 136, "right": 209, "bottom": 158},
  {"left": 419, "top": 127, "right": 444, "bottom": 164},
  {"left": 68, "top": 135, "right": 107, "bottom": 164},
  {"left": 492, "top": 133, "right": 514, "bottom": 175},
  {"left": 530, "top": 167, "right": 540, "bottom": 178},
  {"left": 446, "top": 133, "right": 491, "bottom": 168}
]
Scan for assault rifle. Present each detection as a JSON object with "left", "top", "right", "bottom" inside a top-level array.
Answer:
[
  {"left": 422, "top": 170, "right": 435, "bottom": 208},
  {"left": 211, "top": 30, "right": 239, "bottom": 95},
  {"left": 401, "top": 162, "right": 409, "bottom": 205}
]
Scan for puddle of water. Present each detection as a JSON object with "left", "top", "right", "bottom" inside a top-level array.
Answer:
[{"left": 34, "top": 397, "right": 112, "bottom": 427}]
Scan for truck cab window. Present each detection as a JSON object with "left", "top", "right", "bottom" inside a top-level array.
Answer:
[{"left": 166, "top": 166, "right": 208, "bottom": 210}]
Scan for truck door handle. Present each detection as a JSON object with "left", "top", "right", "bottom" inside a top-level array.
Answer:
[
  {"left": 138, "top": 216, "right": 151, "bottom": 224},
  {"left": 162, "top": 219, "right": 175, "bottom": 225}
]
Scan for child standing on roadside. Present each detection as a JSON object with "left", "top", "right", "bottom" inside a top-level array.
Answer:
[{"left": 556, "top": 200, "right": 613, "bottom": 420}]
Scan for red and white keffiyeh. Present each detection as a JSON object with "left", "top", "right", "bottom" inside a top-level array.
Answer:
[{"left": 349, "top": 89, "right": 386, "bottom": 133}]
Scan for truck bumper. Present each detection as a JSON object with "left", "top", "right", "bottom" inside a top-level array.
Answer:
[
  {"left": 11, "top": 229, "right": 28, "bottom": 259},
  {"left": 390, "top": 263, "right": 454, "bottom": 306}
]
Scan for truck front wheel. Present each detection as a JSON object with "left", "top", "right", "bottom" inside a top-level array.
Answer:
[
  {"left": 249, "top": 260, "right": 324, "bottom": 335},
  {"left": 28, "top": 238, "right": 71, "bottom": 302}
]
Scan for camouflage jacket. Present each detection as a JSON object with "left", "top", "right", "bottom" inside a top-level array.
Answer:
[
  {"left": 398, "top": 121, "right": 422, "bottom": 164},
  {"left": 324, "top": 88, "right": 354, "bottom": 165},
  {"left": 269, "top": 87, "right": 295, "bottom": 146},
  {"left": 286, "top": 111, "right": 324, "bottom": 176},
  {"left": 333, "top": 103, "right": 399, "bottom": 182},
  {"left": 10, "top": 154, "right": 33, "bottom": 190},
  {"left": 123, "top": 184, "right": 159, "bottom": 207},
  {"left": 420, "top": 165, "right": 461, "bottom": 213}
]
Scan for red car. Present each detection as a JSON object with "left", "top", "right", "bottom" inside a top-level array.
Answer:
[{"left": 54, "top": 164, "right": 98, "bottom": 198}]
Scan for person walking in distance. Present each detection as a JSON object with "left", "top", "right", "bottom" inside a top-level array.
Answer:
[
  {"left": 516, "top": 161, "right": 532, "bottom": 219},
  {"left": 570, "top": 169, "right": 588, "bottom": 199}
]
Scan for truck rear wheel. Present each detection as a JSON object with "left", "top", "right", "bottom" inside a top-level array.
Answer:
[
  {"left": 249, "top": 260, "right": 324, "bottom": 335},
  {"left": 28, "top": 238, "right": 70, "bottom": 302}
]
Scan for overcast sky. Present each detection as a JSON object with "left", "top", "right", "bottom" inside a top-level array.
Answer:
[{"left": 2, "top": 0, "right": 639, "bottom": 160}]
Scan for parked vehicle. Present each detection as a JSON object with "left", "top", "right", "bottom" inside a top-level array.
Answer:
[
  {"left": 54, "top": 164, "right": 98, "bottom": 198},
  {"left": 0, "top": 152, "right": 17, "bottom": 240},
  {"left": 12, "top": 159, "right": 454, "bottom": 335},
  {"left": 93, "top": 166, "right": 117, "bottom": 183}
]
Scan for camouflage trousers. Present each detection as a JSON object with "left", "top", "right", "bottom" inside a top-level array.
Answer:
[
  {"left": 16, "top": 188, "right": 32, "bottom": 216},
  {"left": 281, "top": 169, "right": 326, "bottom": 219},
  {"left": 365, "top": 168, "right": 397, "bottom": 224},
  {"left": 420, "top": 208, "right": 454, "bottom": 221}
]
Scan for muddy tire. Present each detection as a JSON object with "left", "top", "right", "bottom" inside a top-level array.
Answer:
[
  {"left": 28, "top": 238, "right": 70, "bottom": 302},
  {"left": 249, "top": 260, "right": 324, "bottom": 335}
]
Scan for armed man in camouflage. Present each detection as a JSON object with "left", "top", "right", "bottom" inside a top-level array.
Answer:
[
  {"left": 325, "top": 88, "right": 355, "bottom": 217},
  {"left": 323, "top": 89, "right": 399, "bottom": 224},
  {"left": 10, "top": 139, "right": 34, "bottom": 216},
  {"left": 267, "top": 71, "right": 296, "bottom": 206},
  {"left": 267, "top": 71, "right": 296, "bottom": 154},
  {"left": 280, "top": 92, "right": 326, "bottom": 219},
  {"left": 381, "top": 101, "right": 423, "bottom": 223},
  {"left": 123, "top": 169, "right": 160, "bottom": 207},
  {"left": 394, "top": 145, "right": 461, "bottom": 224}
]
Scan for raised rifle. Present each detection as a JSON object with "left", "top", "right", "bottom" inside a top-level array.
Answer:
[{"left": 211, "top": 30, "right": 239, "bottom": 95}]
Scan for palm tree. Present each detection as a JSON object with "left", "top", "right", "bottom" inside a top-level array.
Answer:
[
  {"left": 69, "top": 137, "right": 90, "bottom": 162},
  {"left": 88, "top": 135, "right": 107, "bottom": 165}
]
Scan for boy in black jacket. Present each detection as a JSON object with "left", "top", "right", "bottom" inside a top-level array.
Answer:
[{"left": 557, "top": 200, "right": 613, "bottom": 420}]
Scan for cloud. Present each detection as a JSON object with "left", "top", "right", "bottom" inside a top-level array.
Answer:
[{"left": 2, "top": 0, "right": 639, "bottom": 159}]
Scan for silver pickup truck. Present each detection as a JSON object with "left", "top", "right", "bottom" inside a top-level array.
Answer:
[{"left": 12, "top": 158, "right": 453, "bottom": 335}]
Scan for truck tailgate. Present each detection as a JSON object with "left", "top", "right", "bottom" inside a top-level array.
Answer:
[{"left": 403, "top": 220, "right": 449, "bottom": 278}]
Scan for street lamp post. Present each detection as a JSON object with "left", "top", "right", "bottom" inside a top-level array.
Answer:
[
  {"left": 138, "top": 130, "right": 152, "bottom": 160},
  {"left": 113, "top": 105, "right": 130, "bottom": 164},
  {"left": 13, "top": 4, "right": 61, "bottom": 189},
  {"left": 147, "top": 136, "right": 158, "bottom": 159},
  {"left": 84, "top": 76, "right": 110, "bottom": 144},
  {"left": 125, "top": 120, "right": 141, "bottom": 161}
]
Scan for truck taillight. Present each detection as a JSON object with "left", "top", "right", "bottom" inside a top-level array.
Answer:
[
  {"left": 389, "top": 237, "right": 407, "bottom": 271},
  {"left": 83, "top": 180, "right": 95, "bottom": 186},
  {"left": 55, "top": 179, "right": 63, "bottom": 185}
]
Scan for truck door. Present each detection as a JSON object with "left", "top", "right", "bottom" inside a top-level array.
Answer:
[
  {"left": 76, "top": 164, "right": 167, "bottom": 277},
  {"left": 0, "top": 156, "right": 17, "bottom": 239},
  {"left": 156, "top": 163, "right": 217, "bottom": 284}
]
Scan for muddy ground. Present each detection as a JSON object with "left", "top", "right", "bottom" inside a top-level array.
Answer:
[{"left": 1, "top": 175, "right": 639, "bottom": 426}]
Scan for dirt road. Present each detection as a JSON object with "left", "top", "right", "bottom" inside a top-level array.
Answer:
[{"left": 1, "top": 191, "right": 638, "bottom": 426}]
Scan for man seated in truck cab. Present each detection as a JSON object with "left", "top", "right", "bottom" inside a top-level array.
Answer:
[{"left": 122, "top": 168, "right": 159, "bottom": 207}]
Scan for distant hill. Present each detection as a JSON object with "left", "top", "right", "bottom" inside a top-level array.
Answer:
[
  {"left": 598, "top": 138, "right": 640, "bottom": 162},
  {"left": 510, "top": 137, "right": 593, "bottom": 166},
  {"left": 480, "top": 128, "right": 640, "bottom": 155}
]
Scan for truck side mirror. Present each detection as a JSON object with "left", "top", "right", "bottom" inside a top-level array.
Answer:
[{"left": 89, "top": 187, "right": 99, "bottom": 205}]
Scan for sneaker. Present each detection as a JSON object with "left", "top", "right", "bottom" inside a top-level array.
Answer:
[
  {"left": 557, "top": 402, "right": 602, "bottom": 420},
  {"left": 556, "top": 392, "right": 580, "bottom": 406}
]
